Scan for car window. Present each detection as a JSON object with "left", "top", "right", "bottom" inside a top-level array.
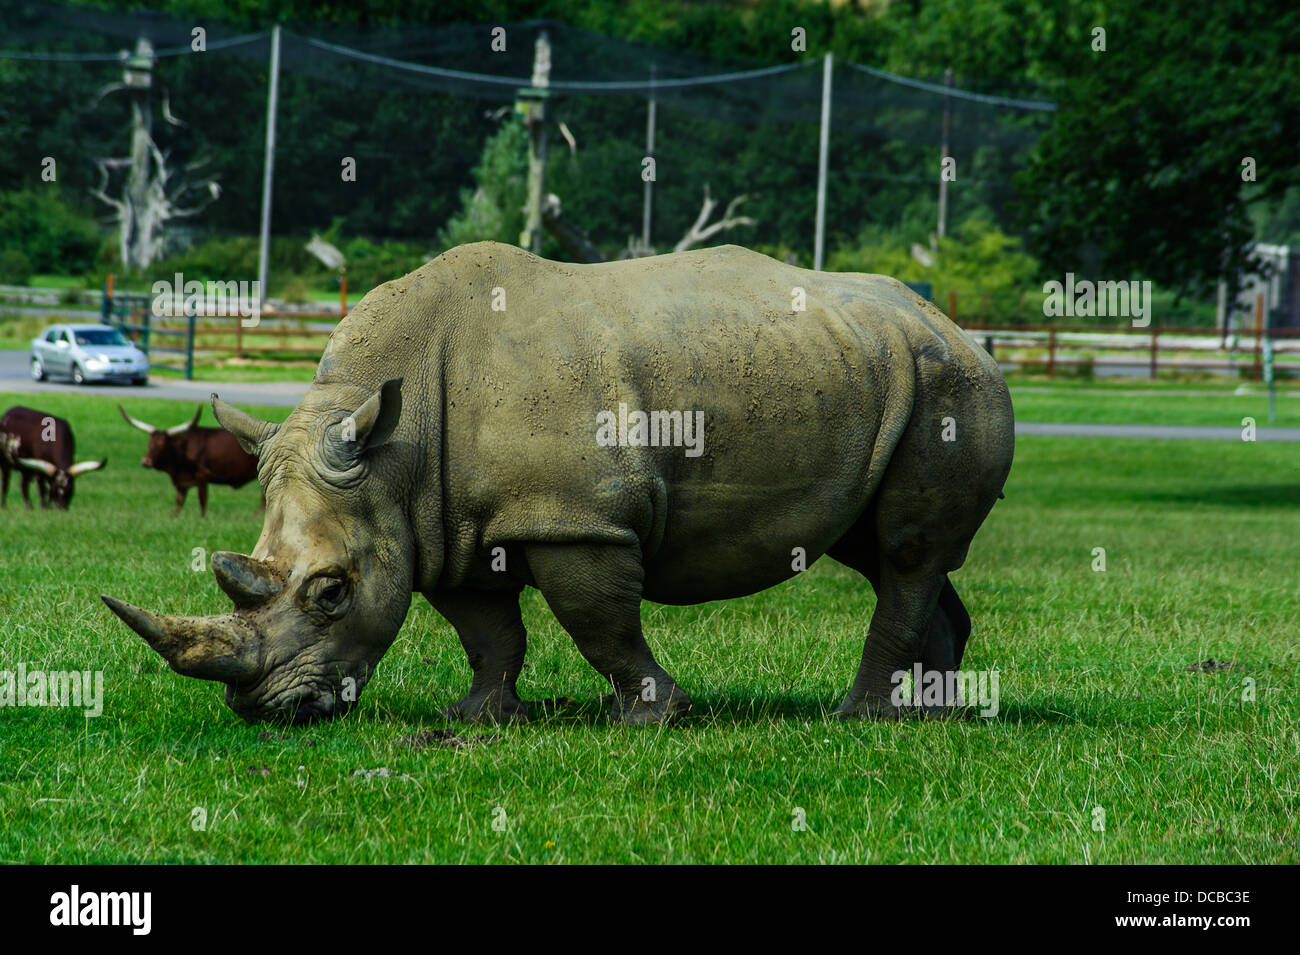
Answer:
[
  {"left": 44, "top": 329, "right": 58, "bottom": 343},
  {"left": 61, "top": 331, "right": 74, "bottom": 345},
  {"left": 74, "top": 329, "right": 126, "bottom": 346}
]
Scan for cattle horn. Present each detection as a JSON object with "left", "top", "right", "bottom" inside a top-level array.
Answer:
[
  {"left": 16, "top": 457, "right": 57, "bottom": 477},
  {"left": 101, "top": 595, "right": 261, "bottom": 684},
  {"left": 67, "top": 458, "right": 107, "bottom": 477},
  {"left": 167, "top": 406, "right": 203, "bottom": 436},
  {"left": 118, "top": 405, "right": 157, "bottom": 434},
  {"left": 211, "top": 395, "right": 279, "bottom": 455}
]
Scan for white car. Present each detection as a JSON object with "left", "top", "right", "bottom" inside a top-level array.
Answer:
[{"left": 31, "top": 323, "right": 150, "bottom": 385}]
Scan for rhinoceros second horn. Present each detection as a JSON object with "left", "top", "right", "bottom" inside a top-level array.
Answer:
[{"left": 210, "top": 396, "right": 279, "bottom": 454}]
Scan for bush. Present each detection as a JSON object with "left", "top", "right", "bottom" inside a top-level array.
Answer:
[
  {"left": 437, "top": 118, "right": 529, "bottom": 251},
  {"left": 0, "top": 188, "right": 101, "bottom": 277},
  {"left": 340, "top": 237, "right": 431, "bottom": 294},
  {"left": 278, "top": 278, "right": 312, "bottom": 304},
  {"left": 0, "top": 248, "right": 32, "bottom": 285},
  {"left": 102, "top": 230, "right": 436, "bottom": 300},
  {"left": 60, "top": 281, "right": 89, "bottom": 305},
  {"left": 828, "top": 211, "right": 1042, "bottom": 323},
  {"left": 146, "top": 236, "right": 260, "bottom": 282}
]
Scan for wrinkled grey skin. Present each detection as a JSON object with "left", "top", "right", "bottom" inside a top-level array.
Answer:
[{"left": 103, "top": 241, "right": 1013, "bottom": 725}]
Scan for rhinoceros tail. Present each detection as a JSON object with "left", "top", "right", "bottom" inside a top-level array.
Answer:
[{"left": 859, "top": 343, "right": 916, "bottom": 507}]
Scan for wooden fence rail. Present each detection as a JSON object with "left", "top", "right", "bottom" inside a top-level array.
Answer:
[
  {"left": 961, "top": 323, "right": 1300, "bottom": 379},
  {"left": 102, "top": 286, "right": 1299, "bottom": 382}
]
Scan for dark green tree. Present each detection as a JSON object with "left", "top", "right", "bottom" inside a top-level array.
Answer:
[{"left": 1016, "top": 0, "right": 1300, "bottom": 293}]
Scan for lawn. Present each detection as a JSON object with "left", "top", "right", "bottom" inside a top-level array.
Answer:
[
  {"left": 1008, "top": 381, "right": 1300, "bottom": 428},
  {"left": 0, "top": 391, "right": 1296, "bottom": 863}
]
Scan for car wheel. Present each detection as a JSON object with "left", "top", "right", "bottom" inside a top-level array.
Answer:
[
  {"left": 132, "top": 376, "right": 148, "bottom": 386},
  {"left": 72, "top": 364, "right": 86, "bottom": 385},
  {"left": 31, "top": 357, "right": 45, "bottom": 382}
]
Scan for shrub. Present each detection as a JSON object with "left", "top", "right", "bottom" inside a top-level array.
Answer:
[
  {"left": 0, "top": 248, "right": 32, "bottom": 285},
  {"left": 828, "top": 211, "right": 1042, "bottom": 323},
  {"left": 0, "top": 188, "right": 100, "bottom": 276},
  {"left": 278, "top": 278, "right": 312, "bottom": 304},
  {"left": 437, "top": 118, "right": 529, "bottom": 251}
]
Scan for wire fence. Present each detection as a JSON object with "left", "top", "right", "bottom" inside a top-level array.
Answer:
[{"left": 0, "top": 1, "right": 1056, "bottom": 274}]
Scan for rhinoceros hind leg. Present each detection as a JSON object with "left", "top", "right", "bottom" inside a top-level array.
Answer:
[
  {"left": 427, "top": 588, "right": 531, "bottom": 724},
  {"left": 831, "top": 557, "right": 948, "bottom": 720},
  {"left": 526, "top": 542, "right": 691, "bottom": 725},
  {"left": 921, "top": 578, "right": 971, "bottom": 673},
  {"left": 828, "top": 528, "right": 973, "bottom": 716}
]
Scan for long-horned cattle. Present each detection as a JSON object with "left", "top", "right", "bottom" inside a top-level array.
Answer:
[
  {"left": 1, "top": 405, "right": 106, "bottom": 509},
  {"left": 118, "top": 405, "right": 259, "bottom": 516}
]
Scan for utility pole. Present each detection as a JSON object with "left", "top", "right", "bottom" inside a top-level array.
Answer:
[
  {"left": 642, "top": 64, "right": 656, "bottom": 252},
  {"left": 518, "top": 27, "right": 552, "bottom": 253},
  {"left": 813, "top": 52, "right": 832, "bottom": 271},
  {"left": 937, "top": 66, "right": 952, "bottom": 240},
  {"left": 256, "top": 25, "right": 281, "bottom": 320}
]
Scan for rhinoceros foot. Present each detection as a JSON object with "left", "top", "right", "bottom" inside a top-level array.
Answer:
[
  {"left": 602, "top": 686, "right": 692, "bottom": 725},
  {"left": 442, "top": 692, "right": 531, "bottom": 725}
]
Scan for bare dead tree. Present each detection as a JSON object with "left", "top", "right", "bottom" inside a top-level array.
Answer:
[
  {"left": 672, "top": 187, "right": 755, "bottom": 253},
  {"left": 535, "top": 121, "right": 754, "bottom": 262},
  {"left": 90, "top": 36, "right": 221, "bottom": 270}
]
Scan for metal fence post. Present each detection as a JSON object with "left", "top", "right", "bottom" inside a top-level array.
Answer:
[
  {"left": 813, "top": 52, "right": 832, "bottom": 271},
  {"left": 186, "top": 307, "right": 197, "bottom": 380},
  {"left": 1253, "top": 293, "right": 1264, "bottom": 380}
]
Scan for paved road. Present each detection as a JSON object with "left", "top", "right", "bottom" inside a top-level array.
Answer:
[
  {"left": 3, "top": 349, "right": 1299, "bottom": 439},
  {"left": 0, "top": 348, "right": 310, "bottom": 407}
]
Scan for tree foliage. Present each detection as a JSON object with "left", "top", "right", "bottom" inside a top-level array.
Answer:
[
  {"left": 0, "top": 187, "right": 101, "bottom": 277},
  {"left": 1016, "top": 0, "right": 1300, "bottom": 294},
  {"left": 5, "top": 0, "right": 1296, "bottom": 299}
]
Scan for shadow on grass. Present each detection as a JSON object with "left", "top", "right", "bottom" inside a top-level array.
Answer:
[
  {"left": 1129, "top": 484, "right": 1300, "bottom": 508},
  {"left": 988, "top": 700, "right": 1101, "bottom": 726},
  {"left": 235, "top": 693, "right": 1110, "bottom": 734}
]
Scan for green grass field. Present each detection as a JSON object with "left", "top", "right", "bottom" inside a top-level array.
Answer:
[
  {"left": 0, "top": 390, "right": 1296, "bottom": 863},
  {"left": 1009, "top": 383, "right": 1300, "bottom": 428}
]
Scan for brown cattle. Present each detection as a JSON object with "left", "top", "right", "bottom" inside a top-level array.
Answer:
[
  {"left": 119, "top": 405, "right": 260, "bottom": 517},
  {"left": 0, "top": 405, "right": 106, "bottom": 509}
]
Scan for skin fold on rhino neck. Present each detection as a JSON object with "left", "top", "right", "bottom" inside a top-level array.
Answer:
[
  {"left": 103, "top": 376, "right": 426, "bottom": 724},
  {"left": 224, "top": 400, "right": 419, "bottom": 722}
]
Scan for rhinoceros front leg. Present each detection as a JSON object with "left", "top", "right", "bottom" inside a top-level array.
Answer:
[
  {"left": 525, "top": 542, "right": 691, "bottom": 725},
  {"left": 427, "top": 589, "right": 530, "bottom": 724}
]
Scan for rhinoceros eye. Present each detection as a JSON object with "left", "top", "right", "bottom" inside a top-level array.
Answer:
[{"left": 306, "top": 575, "right": 351, "bottom": 618}]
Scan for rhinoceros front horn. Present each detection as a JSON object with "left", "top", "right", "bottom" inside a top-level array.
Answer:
[{"left": 100, "top": 595, "right": 261, "bottom": 684}]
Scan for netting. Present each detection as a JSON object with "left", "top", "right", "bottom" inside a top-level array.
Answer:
[{"left": 0, "top": 1, "right": 1056, "bottom": 273}]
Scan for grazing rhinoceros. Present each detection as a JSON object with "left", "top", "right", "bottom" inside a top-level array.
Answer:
[{"left": 102, "top": 241, "right": 1013, "bottom": 725}]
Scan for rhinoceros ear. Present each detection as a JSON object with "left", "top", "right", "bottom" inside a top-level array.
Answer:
[
  {"left": 211, "top": 394, "right": 280, "bottom": 455},
  {"left": 352, "top": 378, "right": 403, "bottom": 451},
  {"left": 321, "top": 378, "right": 403, "bottom": 474}
]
